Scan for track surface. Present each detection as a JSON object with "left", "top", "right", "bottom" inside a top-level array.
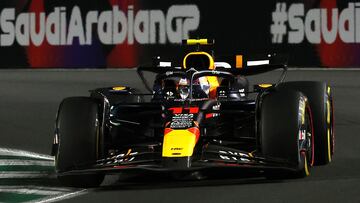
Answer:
[{"left": 0, "top": 69, "right": 359, "bottom": 202}]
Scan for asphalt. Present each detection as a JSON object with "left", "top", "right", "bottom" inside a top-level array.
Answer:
[{"left": 0, "top": 69, "right": 359, "bottom": 202}]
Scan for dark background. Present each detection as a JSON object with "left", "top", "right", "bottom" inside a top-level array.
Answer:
[{"left": 0, "top": 0, "right": 359, "bottom": 68}]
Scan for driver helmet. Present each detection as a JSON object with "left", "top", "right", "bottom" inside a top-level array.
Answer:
[{"left": 178, "top": 78, "right": 190, "bottom": 99}]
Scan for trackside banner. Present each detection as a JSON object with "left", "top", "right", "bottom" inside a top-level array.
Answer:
[{"left": 0, "top": 0, "right": 358, "bottom": 68}]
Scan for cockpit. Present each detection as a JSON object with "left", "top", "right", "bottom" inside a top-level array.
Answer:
[{"left": 150, "top": 39, "right": 249, "bottom": 101}]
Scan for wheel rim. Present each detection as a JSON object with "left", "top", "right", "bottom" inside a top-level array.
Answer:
[
  {"left": 330, "top": 97, "right": 335, "bottom": 155},
  {"left": 299, "top": 101, "right": 314, "bottom": 170},
  {"left": 326, "top": 86, "right": 334, "bottom": 162},
  {"left": 305, "top": 105, "right": 314, "bottom": 166},
  {"left": 302, "top": 152, "right": 310, "bottom": 176}
]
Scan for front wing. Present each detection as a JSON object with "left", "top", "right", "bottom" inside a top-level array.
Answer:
[{"left": 58, "top": 145, "right": 299, "bottom": 176}]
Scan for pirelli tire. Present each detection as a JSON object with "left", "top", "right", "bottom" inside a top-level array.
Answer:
[
  {"left": 260, "top": 90, "right": 314, "bottom": 178},
  {"left": 277, "top": 81, "right": 334, "bottom": 165},
  {"left": 55, "top": 97, "right": 105, "bottom": 188}
]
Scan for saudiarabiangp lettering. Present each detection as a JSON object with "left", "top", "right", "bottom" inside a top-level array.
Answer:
[{"left": 0, "top": 5, "right": 200, "bottom": 46}]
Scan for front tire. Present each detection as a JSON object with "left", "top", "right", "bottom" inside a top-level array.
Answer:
[
  {"left": 55, "top": 97, "right": 105, "bottom": 187},
  {"left": 260, "top": 90, "right": 313, "bottom": 178},
  {"left": 278, "top": 81, "right": 334, "bottom": 165}
]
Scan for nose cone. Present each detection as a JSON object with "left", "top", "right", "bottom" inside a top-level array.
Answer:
[
  {"left": 162, "top": 157, "right": 192, "bottom": 169},
  {"left": 162, "top": 128, "right": 199, "bottom": 157}
]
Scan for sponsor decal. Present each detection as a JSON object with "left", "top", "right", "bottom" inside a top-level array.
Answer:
[
  {"left": 219, "top": 150, "right": 251, "bottom": 162},
  {"left": 212, "top": 103, "right": 221, "bottom": 111},
  {"left": 299, "top": 129, "right": 306, "bottom": 140},
  {"left": 99, "top": 150, "right": 138, "bottom": 165},
  {"left": 170, "top": 113, "right": 194, "bottom": 129},
  {"left": 218, "top": 90, "right": 227, "bottom": 97},
  {"left": 205, "top": 113, "right": 220, "bottom": 119},
  {"left": 166, "top": 91, "right": 175, "bottom": 97},
  {"left": 111, "top": 151, "right": 137, "bottom": 164},
  {"left": 171, "top": 147, "right": 183, "bottom": 151},
  {"left": 299, "top": 98, "right": 306, "bottom": 124},
  {"left": 168, "top": 107, "right": 199, "bottom": 129},
  {"left": 0, "top": 5, "right": 200, "bottom": 46}
]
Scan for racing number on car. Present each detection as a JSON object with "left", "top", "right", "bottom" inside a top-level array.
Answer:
[{"left": 168, "top": 107, "right": 199, "bottom": 114}]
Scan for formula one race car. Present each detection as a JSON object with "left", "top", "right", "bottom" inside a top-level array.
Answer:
[{"left": 52, "top": 39, "right": 334, "bottom": 187}]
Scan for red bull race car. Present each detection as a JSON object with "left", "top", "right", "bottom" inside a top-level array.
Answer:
[{"left": 52, "top": 39, "right": 334, "bottom": 187}]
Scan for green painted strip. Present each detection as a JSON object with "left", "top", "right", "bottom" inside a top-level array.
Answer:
[
  {"left": 0, "top": 192, "right": 46, "bottom": 203},
  {"left": 0, "top": 156, "right": 53, "bottom": 161},
  {"left": 0, "top": 165, "right": 54, "bottom": 172}
]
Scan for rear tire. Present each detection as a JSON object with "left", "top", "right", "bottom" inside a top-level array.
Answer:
[
  {"left": 278, "top": 81, "right": 334, "bottom": 165},
  {"left": 55, "top": 97, "right": 105, "bottom": 187},
  {"left": 260, "top": 90, "right": 313, "bottom": 178}
]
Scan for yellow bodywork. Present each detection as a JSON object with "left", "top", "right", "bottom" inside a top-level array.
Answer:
[
  {"left": 183, "top": 51, "right": 215, "bottom": 70},
  {"left": 112, "top": 86, "right": 126, "bottom": 91},
  {"left": 162, "top": 129, "right": 197, "bottom": 157},
  {"left": 207, "top": 76, "right": 220, "bottom": 98},
  {"left": 236, "top": 55, "right": 243, "bottom": 68},
  {"left": 184, "top": 39, "right": 213, "bottom": 45},
  {"left": 257, "top": 84, "right": 273, "bottom": 89}
]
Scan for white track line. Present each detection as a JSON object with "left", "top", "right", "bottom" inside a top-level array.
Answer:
[
  {"left": 34, "top": 189, "right": 87, "bottom": 203},
  {"left": 0, "top": 186, "right": 86, "bottom": 203},
  {"left": 0, "top": 159, "right": 54, "bottom": 166},
  {"left": 0, "top": 186, "right": 78, "bottom": 193},
  {"left": 0, "top": 148, "right": 54, "bottom": 161},
  {"left": 0, "top": 171, "right": 55, "bottom": 179},
  {"left": 0, "top": 188, "right": 62, "bottom": 196}
]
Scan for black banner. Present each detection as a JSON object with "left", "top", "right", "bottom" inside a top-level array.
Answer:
[{"left": 0, "top": 0, "right": 358, "bottom": 68}]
